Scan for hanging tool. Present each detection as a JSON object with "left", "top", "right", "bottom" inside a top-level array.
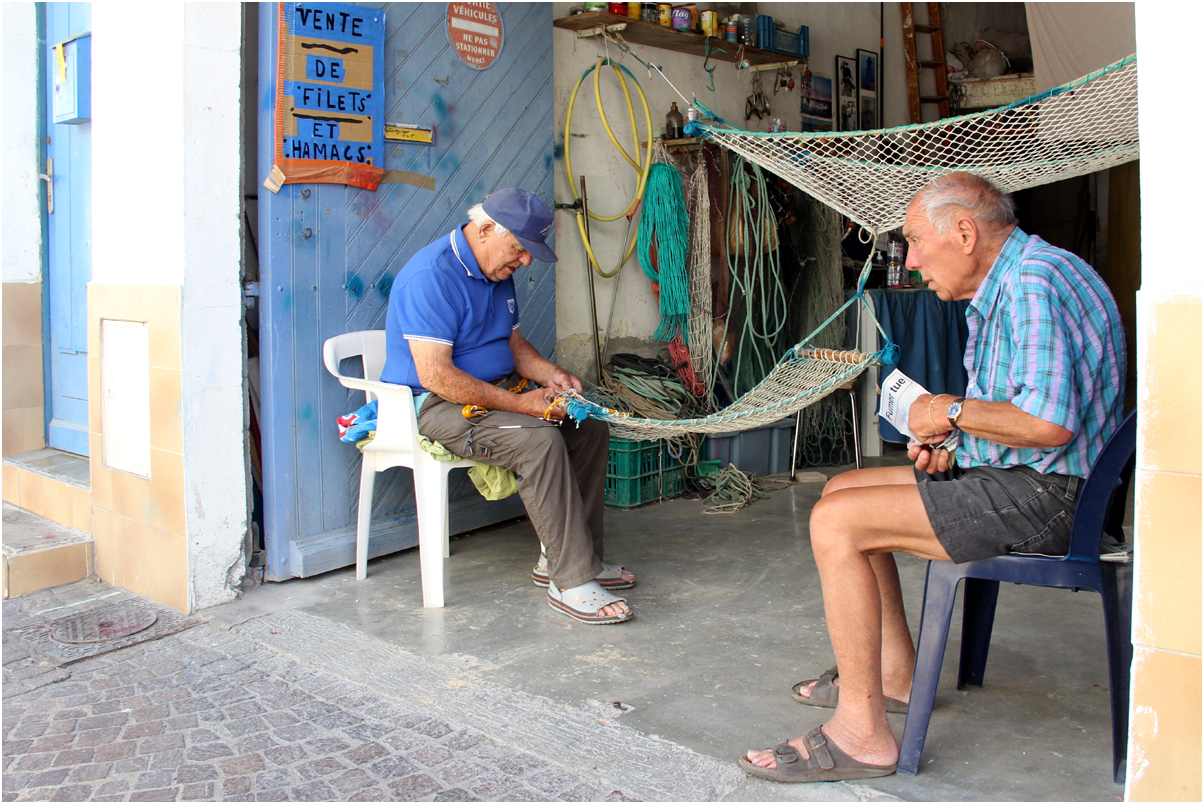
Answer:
[
  {"left": 745, "top": 71, "right": 770, "bottom": 121},
  {"left": 580, "top": 176, "right": 604, "bottom": 385}
]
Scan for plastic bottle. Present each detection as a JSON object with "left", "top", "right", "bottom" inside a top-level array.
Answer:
[
  {"left": 665, "top": 102, "right": 684, "bottom": 140},
  {"left": 887, "top": 236, "right": 906, "bottom": 288},
  {"left": 770, "top": 118, "right": 784, "bottom": 133}
]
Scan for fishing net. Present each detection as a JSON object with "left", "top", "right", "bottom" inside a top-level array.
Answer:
[{"left": 566, "top": 55, "right": 1138, "bottom": 440}]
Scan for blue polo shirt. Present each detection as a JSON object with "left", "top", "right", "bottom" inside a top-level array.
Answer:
[{"left": 381, "top": 226, "right": 519, "bottom": 392}]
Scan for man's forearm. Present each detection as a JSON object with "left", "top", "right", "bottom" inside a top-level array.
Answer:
[
  {"left": 510, "top": 333, "right": 560, "bottom": 387},
  {"left": 420, "top": 360, "right": 529, "bottom": 412},
  {"left": 913, "top": 394, "right": 1073, "bottom": 449}
]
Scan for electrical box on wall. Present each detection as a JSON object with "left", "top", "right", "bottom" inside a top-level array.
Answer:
[{"left": 52, "top": 35, "right": 91, "bottom": 125}]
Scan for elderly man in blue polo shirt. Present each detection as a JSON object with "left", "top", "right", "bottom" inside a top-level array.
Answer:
[{"left": 381, "top": 188, "right": 635, "bottom": 625}]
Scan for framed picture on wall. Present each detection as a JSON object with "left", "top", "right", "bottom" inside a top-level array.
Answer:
[
  {"left": 799, "top": 73, "right": 833, "bottom": 132},
  {"left": 836, "top": 55, "right": 858, "bottom": 131},
  {"left": 857, "top": 48, "right": 879, "bottom": 130}
]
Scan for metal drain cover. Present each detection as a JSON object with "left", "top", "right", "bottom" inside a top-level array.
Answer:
[{"left": 51, "top": 608, "right": 159, "bottom": 644}]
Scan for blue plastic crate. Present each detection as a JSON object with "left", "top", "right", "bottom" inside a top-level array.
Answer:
[{"left": 755, "top": 16, "right": 809, "bottom": 58}]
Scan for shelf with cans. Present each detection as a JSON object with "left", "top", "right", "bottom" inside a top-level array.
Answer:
[{"left": 554, "top": 9, "right": 808, "bottom": 67}]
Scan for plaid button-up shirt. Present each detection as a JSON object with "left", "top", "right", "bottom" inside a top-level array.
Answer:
[{"left": 960, "top": 228, "right": 1126, "bottom": 477}]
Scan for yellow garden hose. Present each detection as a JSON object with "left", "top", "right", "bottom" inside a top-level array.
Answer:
[{"left": 564, "top": 58, "right": 654, "bottom": 278}]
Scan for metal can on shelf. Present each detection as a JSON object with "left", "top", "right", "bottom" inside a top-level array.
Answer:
[
  {"left": 670, "top": 6, "right": 691, "bottom": 30},
  {"left": 642, "top": 3, "right": 659, "bottom": 23},
  {"left": 700, "top": 10, "right": 718, "bottom": 37},
  {"left": 627, "top": 2, "right": 641, "bottom": 19},
  {"left": 657, "top": 3, "right": 672, "bottom": 27},
  {"left": 607, "top": 2, "right": 627, "bottom": 15},
  {"left": 724, "top": 17, "right": 738, "bottom": 42}
]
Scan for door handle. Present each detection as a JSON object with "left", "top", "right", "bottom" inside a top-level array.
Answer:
[{"left": 38, "top": 156, "right": 53, "bottom": 215}]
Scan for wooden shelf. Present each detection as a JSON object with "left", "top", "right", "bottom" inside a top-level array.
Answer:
[{"left": 553, "top": 11, "right": 796, "bottom": 67}]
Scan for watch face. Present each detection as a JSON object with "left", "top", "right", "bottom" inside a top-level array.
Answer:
[{"left": 947, "top": 401, "right": 962, "bottom": 418}]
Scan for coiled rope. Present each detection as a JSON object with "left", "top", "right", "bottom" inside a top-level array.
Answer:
[
  {"left": 564, "top": 58, "right": 654, "bottom": 278},
  {"left": 637, "top": 162, "right": 692, "bottom": 343}
]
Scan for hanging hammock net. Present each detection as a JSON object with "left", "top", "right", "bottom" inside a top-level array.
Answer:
[{"left": 565, "top": 54, "right": 1139, "bottom": 441}]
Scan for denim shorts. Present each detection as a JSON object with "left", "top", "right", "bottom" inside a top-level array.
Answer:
[{"left": 914, "top": 464, "right": 1083, "bottom": 564}]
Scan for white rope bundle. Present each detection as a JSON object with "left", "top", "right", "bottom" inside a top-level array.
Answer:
[
  {"left": 691, "top": 55, "right": 1138, "bottom": 232},
  {"left": 683, "top": 157, "right": 715, "bottom": 405}
]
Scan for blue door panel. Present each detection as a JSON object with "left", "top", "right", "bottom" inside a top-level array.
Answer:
[
  {"left": 44, "top": 2, "right": 92, "bottom": 457},
  {"left": 259, "top": 2, "right": 555, "bottom": 581}
]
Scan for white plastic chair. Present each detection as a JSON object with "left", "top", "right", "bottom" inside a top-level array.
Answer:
[{"left": 322, "top": 330, "right": 473, "bottom": 607}]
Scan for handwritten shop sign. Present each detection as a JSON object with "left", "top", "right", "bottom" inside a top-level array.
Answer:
[
  {"left": 447, "top": 2, "right": 503, "bottom": 70},
  {"left": 266, "top": 2, "right": 386, "bottom": 193}
]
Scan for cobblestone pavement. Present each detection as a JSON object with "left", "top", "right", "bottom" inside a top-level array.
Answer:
[{"left": 2, "top": 582, "right": 637, "bottom": 802}]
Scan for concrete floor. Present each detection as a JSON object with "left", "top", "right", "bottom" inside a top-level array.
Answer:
[{"left": 209, "top": 458, "right": 1126, "bottom": 802}]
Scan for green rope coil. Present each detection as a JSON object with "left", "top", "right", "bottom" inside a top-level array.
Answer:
[{"left": 637, "top": 163, "right": 692, "bottom": 344}]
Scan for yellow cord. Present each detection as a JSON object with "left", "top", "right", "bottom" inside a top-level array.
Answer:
[{"left": 564, "top": 59, "right": 654, "bottom": 278}]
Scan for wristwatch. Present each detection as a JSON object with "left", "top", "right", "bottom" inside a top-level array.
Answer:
[{"left": 946, "top": 397, "right": 967, "bottom": 431}]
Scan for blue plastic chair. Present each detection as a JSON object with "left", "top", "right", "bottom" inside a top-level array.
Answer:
[{"left": 898, "top": 410, "right": 1136, "bottom": 783}]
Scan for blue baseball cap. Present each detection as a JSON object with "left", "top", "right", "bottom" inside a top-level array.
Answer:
[{"left": 481, "top": 188, "right": 557, "bottom": 263}]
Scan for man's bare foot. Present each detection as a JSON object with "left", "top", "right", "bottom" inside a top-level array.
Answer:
[
  {"left": 744, "top": 721, "right": 898, "bottom": 771},
  {"left": 797, "top": 671, "right": 911, "bottom": 706}
]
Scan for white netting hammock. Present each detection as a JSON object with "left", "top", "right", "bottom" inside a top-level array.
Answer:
[{"left": 565, "top": 55, "right": 1139, "bottom": 441}]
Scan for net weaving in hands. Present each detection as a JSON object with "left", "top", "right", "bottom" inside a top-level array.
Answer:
[
  {"left": 686, "top": 54, "right": 1138, "bottom": 231},
  {"left": 564, "top": 56, "right": 1137, "bottom": 440}
]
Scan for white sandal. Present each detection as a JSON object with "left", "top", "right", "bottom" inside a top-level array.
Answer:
[
  {"left": 531, "top": 553, "right": 635, "bottom": 590},
  {"left": 547, "top": 580, "right": 633, "bottom": 625}
]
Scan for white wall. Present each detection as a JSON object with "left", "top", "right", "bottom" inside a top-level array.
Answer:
[
  {"left": 92, "top": 4, "right": 186, "bottom": 286},
  {"left": 180, "top": 3, "right": 246, "bottom": 610},
  {"left": 92, "top": 2, "right": 247, "bottom": 611},
  {"left": 550, "top": 3, "right": 909, "bottom": 378},
  {"left": 2, "top": 3, "right": 43, "bottom": 284}
]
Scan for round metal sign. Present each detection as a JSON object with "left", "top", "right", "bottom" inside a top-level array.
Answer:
[
  {"left": 51, "top": 608, "right": 158, "bottom": 644},
  {"left": 447, "top": 2, "right": 504, "bottom": 70}
]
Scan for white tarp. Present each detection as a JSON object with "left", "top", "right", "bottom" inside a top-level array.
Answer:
[{"left": 1025, "top": 2, "right": 1136, "bottom": 93}]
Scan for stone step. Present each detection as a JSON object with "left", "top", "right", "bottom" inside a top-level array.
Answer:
[{"left": 2, "top": 503, "right": 93, "bottom": 598}]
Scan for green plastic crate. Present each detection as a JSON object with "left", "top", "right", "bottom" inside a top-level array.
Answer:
[{"left": 605, "top": 436, "right": 687, "bottom": 509}]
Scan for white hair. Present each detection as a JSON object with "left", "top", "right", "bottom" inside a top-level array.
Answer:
[
  {"left": 916, "top": 172, "right": 1017, "bottom": 234},
  {"left": 467, "top": 203, "right": 510, "bottom": 237}
]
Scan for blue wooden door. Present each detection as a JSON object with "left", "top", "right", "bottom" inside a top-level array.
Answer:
[
  {"left": 43, "top": 3, "right": 92, "bottom": 457},
  {"left": 258, "top": 2, "right": 556, "bottom": 581}
]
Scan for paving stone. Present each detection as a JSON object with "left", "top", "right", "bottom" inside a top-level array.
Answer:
[
  {"left": 130, "top": 704, "right": 171, "bottom": 723},
  {"left": 304, "top": 735, "right": 351, "bottom": 754},
  {"left": 470, "top": 776, "right": 549, "bottom": 801},
  {"left": 94, "top": 778, "right": 132, "bottom": 796},
  {"left": 412, "top": 718, "right": 454, "bottom": 739},
  {"left": 25, "top": 768, "right": 70, "bottom": 788},
  {"left": 445, "top": 729, "right": 488, "bottom": 752},
  {"left": 435, "top": 787, "right": 482, "bottom": 802},
  {"left": 526, "top": 767, "right": 583, "bottom": 795},
  {"left": 129, "top": 787, "right": 179, "bottom": 801},
  {"left": 181, "top": 781, "right": 215, "bottom": 799},
  {"left": 48, "top": 783, "right": 93, "bottom": 801},
  {"left": 173, "top": 763, "right": 219, "bottom": 784},
  {"left": 263, "top": 744, "right": 307, "bottom": 766},
  {"left": 369, "top": 754, "right": 419, "bottom": 779},
  {"left": 51, "top": 748, "right": 94, "bottom": 767},
  {"left": 134, "top": 769, "right": 175, "bottom": 790},
  {"left": 121, "top": 721, "right": 166, "bottom": 740},
  {"left": 220, "top": 754, "right": 266, "bottom": 775},
  {"left": 348, "top": 786, "right": 390, "bottom": 801},
  {"left": 252, "top": 768, "right": 294, "bottom": 791},
  {"left": 187, "top": 742, "right": 234, "bottom": 762},
  {"left": 149, "top": 749, "right": 186, "bottom": 771},
  {"left": 75, "top": 726, "right": 121, "bottom": 748},
  {"left": 138, "top": 732, "right": 186, "bottom": 754},
  {"left": 343, "top": 740, "right": 387, "bottom": 764},
  {"left": 296, "top": 756, "right": 349, "bottom": 781},
  {"left": 291, "top": 779, "right": 339, "bottom": 801},
  {"left": 326, "top": 768, "right": 376, "bottom": 796},
  {"left": 28, "top": 734, "right": 75, "bottom": 753},
  {"left": 222, "top": 777, "right": 252, "bottom": 796},
  {"left": 12, "top": 752, "right": 54, "bottom": 772},
  {"left": 389, "top": 773, "right": 444, "bottom": 801},
  {"left": 112, "top": 755, "right": 151, "bottom": 775},
  {"left": 93, "top": 741, "right": 137, "bottom": 762},
  {"left": 164, "top": 714, "right": 198, "bottom": 731}
]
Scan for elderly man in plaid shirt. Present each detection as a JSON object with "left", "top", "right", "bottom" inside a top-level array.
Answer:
[{"left": 740, "top": 172, "right": 1127, "bottom": 784}]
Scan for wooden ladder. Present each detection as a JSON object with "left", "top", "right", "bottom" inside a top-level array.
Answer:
[{"left": 901, "top": 2, "right": 950, "bottom": 124}]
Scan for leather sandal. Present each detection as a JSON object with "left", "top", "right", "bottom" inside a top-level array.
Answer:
[
  {"left": 547, "top": 580, "right": 632, "bottom": 625},
  {"left": 532, "top": 553, "right": 635, "bottom": 590},
  {"left": 737, "top": 726, "right": 896, "bottom": 783},
  {"left": 791, "top": 667, "right": 908, "bottom": 714}
]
